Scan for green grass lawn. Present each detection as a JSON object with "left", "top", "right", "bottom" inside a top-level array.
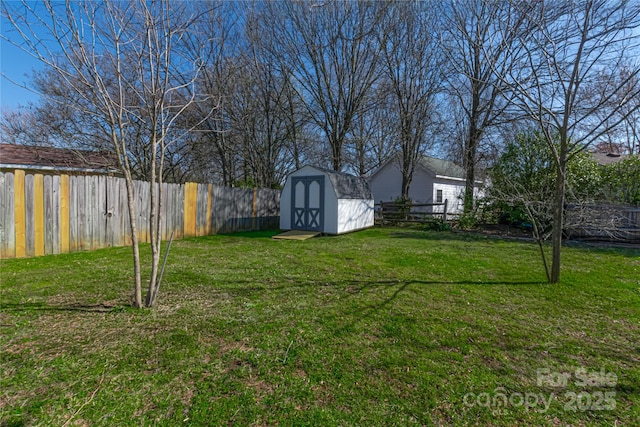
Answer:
[{"left": 1, "top": 227, "right": 639, "bottom": 426}]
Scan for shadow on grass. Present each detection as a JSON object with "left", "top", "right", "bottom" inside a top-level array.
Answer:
[
  {"left": 199, "top": 278, "right": 545, "bottom": 298},
  {"left": 563, "top": 239, "right": 640, "bottom": 257},
  {"left": 388, "top": 229, "right": 534, "bottom": 244},
  {"left": 388, "top": 229, "right": 640, "bottom": 256},
  {"left": 0, "top": 302, "right": 130, "bottom": 314},
  {"left": 336, "top": 279, "right": 543, "bottom": 312},
  {"left": 220, "top": 230, "right": 281, "bottom": 239}
]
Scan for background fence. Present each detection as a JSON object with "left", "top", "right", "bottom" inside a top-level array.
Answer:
[
  {"left": 0, "top": 170, "right": 280, "bottom": 259},
  {"left": 375, "top": 200, "right": 450, "bottom": 224},
  {"left": 565, "top": 204, "right": 640, "bottom": 243}
]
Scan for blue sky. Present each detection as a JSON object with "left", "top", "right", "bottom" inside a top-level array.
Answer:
[
  {"left": 2, "top": 3, "right": 639, "bottom": 114},
  {"left": 1, "top": 39, "right": 43, "bottom": 111},
  {"left": 1, "top": 11, "right": 44, "bottom": 111},
  {"left": 1, "top": 1, "right": 50, "bottom": 112}
]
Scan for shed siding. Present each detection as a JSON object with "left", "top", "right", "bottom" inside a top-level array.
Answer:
[
  {"left": 337, "top": 199, "right": 374, "bottom": 234},
  {"left": 280, "top": 181, "right": 291, "bottom": 230},
  {"left": 323, "top": 183, "right": 339, "bottom": 234}
]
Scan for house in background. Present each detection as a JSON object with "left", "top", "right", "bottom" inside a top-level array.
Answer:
[
  {"left": 0, "top": 144, "right": 119, "bottom": 175},
  {"left": 590, "top": 150, "right": 629, "bottom": 166},
  {"left": 280, "top": 165, "right": 374, "bottom": 234},
  {"left": 368, "top": 154, "right": 484, "bottom": 214}
]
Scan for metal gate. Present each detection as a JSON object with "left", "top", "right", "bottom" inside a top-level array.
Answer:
[{"left": 291, "top": 176, "right": 324, "bottom": 231}]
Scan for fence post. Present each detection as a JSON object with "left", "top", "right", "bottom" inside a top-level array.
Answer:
[
  {"left": 186, "top": 182, "right": 200, "bottom": 237},
  {"left": 443, "top": 199, "right": 448, "bottom": 222},
  {"left": 206, "top": 184, "right": 213, "bottom": 235}
]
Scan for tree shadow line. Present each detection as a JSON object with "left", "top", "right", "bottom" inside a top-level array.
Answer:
[{"left": 0, "top": 301, "right": 128, "bottom": 314}]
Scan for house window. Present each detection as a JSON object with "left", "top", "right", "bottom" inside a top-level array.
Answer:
[{"left": 436, "top": 189, "right": 443, "bottom": 203}]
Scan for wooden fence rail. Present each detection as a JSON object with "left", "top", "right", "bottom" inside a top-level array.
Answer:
[
  {"left": 376, "top": 200, "right": 449, "bottom": 224},
  {"left": 0, "top": 170, "right": 281, "bottom": 259}
]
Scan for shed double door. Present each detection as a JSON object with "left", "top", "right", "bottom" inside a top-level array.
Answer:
[{"left": 291, "top": 176, "right": 324, "bottom": 231}]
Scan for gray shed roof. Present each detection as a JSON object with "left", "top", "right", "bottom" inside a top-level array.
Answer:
[{"left": 313, "top": 166, "right": 373, "bottom": 199}]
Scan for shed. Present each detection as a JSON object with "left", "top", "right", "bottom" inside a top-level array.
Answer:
[{"left": 280, "top": 165, "right": 374, "bottom": 234}]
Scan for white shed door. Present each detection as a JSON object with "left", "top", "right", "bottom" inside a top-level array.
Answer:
[{"left": 291, "top": 176, "right": 324, "bottom": 231}]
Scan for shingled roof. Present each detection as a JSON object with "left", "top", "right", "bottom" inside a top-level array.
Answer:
[
  {"left": 311, "top": 166, "right": 373, "bottom": 199},
  {"left": 590, "top": 151, "right": 628, "bottom": 166},
  {"left": 418, "top": 156, "right": 466, "bottom": 179},
  {"left": 0, "top": 144, "right": 119, "bottom": 172}
]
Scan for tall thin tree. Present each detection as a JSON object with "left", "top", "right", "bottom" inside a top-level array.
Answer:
[
  {"left": 440, "top": 0, "right": 533, "bottom": 212},
  {"left": 260, "top": 0, "right": 385, "bottom": 171},
  {"left": 381, "top": 2, "right": 443, "bottom": 200},
  {"left": 503, "top": 0, "right": 640, "bottom": 282},
  {"left": 2, "top": 0, "right": 210, "bottom": 307}
]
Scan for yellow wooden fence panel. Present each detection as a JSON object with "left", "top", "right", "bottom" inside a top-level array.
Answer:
[
  {"left": 33, "top": 174, "right": 45, "bottom": 257},
  {"left": 13, "top": 170, "right": 26, "bottom": 258},
  {"left": 60, "top": 174, "right": 70, "bottom": 253},
  {"left": 183, "top": 182, "right": 198, "bottom": 237}
]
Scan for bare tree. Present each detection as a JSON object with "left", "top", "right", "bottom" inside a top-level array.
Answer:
[
  {"left": 345, "top": 84, "right": 397, "bottom": 176},
  {"left": 178, "top": 2, "right": 240, "bottom": 187},
  {"left": 381, "top": 2, "right": 443, "bottom": 199},
  {"left": 260, "top": 0, "right": 385, "bottom": 171},
  {"left": 2, "top": 0, "right": 210, "bottom": 307},
  {"left": 440, "top": 0, "right": 534, "bottom": 213},
  {"left": 580, "top": 64, "right": 640, "bottom": 155},
  {"left": 2, "top": 65, "right": 194, "bottom": 183},
  {"left": 503, "top": 0, "right": 640, "bottom": 282},
  {"left": 227, "top": 7, "right": 303, "bottom": 188}
]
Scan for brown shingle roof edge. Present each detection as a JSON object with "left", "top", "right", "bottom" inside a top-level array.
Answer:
[{"left": 0, "top": 144, "right": 119, "bottom": 172}]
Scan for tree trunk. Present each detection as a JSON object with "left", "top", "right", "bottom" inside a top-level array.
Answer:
[
  {"left": 550, "top": 160, "right": 566, "bottom": 283},
  {"left": 123, "top": 170, "right": 143, "bottom": 308},
  {"left": 401, "top": 173, "right": 412, "bottom": 200},
  {"left": 146, "top": 136, "right": 161, "bottom": 307},
  {"left": 331, "top": 137, "right": 342, "bottom": 171},
  {"left": 463, "top": 132, "right": 477, "bottom": 213}
]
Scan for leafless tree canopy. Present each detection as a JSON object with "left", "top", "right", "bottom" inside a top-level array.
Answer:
[
  {"left": 439, "top": 0, "right": 536, "bottom": 213},
  {"left": 381, "top": 2, "right": 444, "bottom": 199},
  {"left": 494, "top": 0, "right": 640, "bottom": 282},
  {"left": 2, "top": 0, "right": 214, "bottom": 307}
]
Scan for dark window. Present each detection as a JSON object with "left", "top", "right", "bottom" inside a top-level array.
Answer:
[{"left": 436, "top": 189, "right": 443, "bottom": 203}]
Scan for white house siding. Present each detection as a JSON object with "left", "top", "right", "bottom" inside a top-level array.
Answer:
[
  {"left": 337, "top": 199, "right": 375, "bottom": 234},
  {"left": 408, "top": 168, "right": 434, "bottom": 204},
  {"left": 431, "top": 179, "right": 465, "bottom": 214},
  {"left": 370, "top": 157, "right": 485, "bottom": 216}
]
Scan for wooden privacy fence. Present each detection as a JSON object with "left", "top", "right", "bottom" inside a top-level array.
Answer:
[{"left": 0, "top": 170, "right": 280, "bottom": 259}]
